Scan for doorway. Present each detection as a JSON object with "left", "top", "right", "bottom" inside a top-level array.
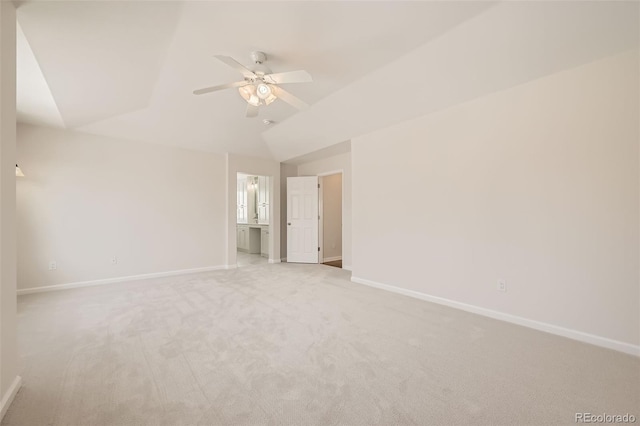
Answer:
[
  {"left": 237, "top": 173, "right": 271, "bottom": 267},
  {"left": 285, "top": 173, "right": 343, "bottom": 267},
  {"left": 319, "top": 173, "right": 343, "bottom": 269}
]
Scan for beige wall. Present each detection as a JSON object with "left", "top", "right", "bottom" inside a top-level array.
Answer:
[
  {"left": 226, "top": 153, "right": 280, "bottom": 266},
  {"left": 16, "top": 124, "right": 227, "bottom": 290},
  {"left": 0, "top": 1, "right": 20, "bottom": 413},
  {"left": 297, "top": 152, "right": 352, "bottom": 270},
  {"left": 351, "top": 50, "right": 639, "bottom": 351},
  {"left": 321, "top": 173, "right": 342, "bottom": 261}
]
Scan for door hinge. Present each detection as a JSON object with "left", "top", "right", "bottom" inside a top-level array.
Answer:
[
  {"left": 318, "top": 184, "right": 320, "bottom": 188},
  {"left": 318, "top": 247, "right": 320, "bottom": 252}
]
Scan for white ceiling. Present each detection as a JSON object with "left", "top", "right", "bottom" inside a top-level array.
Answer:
[
  {"left": 264, "top": 1, "right": 640, "bottom": 161},
  {"left": 17, "top": 1, "right": 183, "bottom": 129},
  {"left": 16, "top": 1, "right": 639, "bottom": 161},
  {"left": 16, "top": 21, "right": 64, "bottom": 128}
]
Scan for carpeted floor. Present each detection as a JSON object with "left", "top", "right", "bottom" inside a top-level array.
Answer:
[{"left": 3, "top": 263, "right": 638, "bottom": 425}]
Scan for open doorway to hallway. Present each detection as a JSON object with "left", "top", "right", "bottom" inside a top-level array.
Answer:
[
  {"left": 237, "top": 173, "right": 271, "bottom": 267},
  {"left": 319, "top": 173, "right": 342, "bottom": 269}
]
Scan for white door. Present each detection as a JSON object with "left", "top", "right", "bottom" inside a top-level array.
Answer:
[
  {"left": 258, "top": 176, "right": 268, "bottom": 205},
  {"left": 287, "top": 176, "right": 318, "bottom": 263},
  {"left": 237, "top": 179, "right": 247, "bottom": 223},
  {"left": 257, "top": 176, "right": 269, "bottom": 224}
]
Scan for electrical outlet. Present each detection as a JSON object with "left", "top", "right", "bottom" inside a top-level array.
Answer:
[
  {"left": 49, "top": 261, "right": 57, "bottom": 271},
  {"left": 497, "top": 279, "right": 507, "bottom": 293},
  {"left": 111, "top": 256, "right": 118, "bottom": 265}
]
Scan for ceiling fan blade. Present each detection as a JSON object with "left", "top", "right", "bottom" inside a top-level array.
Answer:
[
  {"left": 264, "top": 70, "right": 312, "bottom": 84},
  {"left": 272, "top": 86, "right": 309, "bottom": 110},
  {"left": 214, "top": 55, "right": 256, "bottom": 79},
  {"left": 193, "top": 80, "right": 248, "bottom": 95},
  {"left": 245, "top": 103, "right": 259, "bottom": 118}
]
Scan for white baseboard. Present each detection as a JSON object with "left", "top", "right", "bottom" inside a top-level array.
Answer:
[
  {"left": 268, "top": 258, "right": 281, "bottom": 264},
  {"left": 225, "top": 264, "right": 237, "bottom": 270},
  {"left": 351, "top": 276, "right": 639, "bottom": 357},
  {"left": 17, "top": 265, "right": 227, "bottom": 295},
  {"left": 343, "top": 265, "right": 352, "bottom": 271},
  {"left": 323, "top": 256, "right": 342, "bottom": 263},
  {"left": 0, "top": 376, "right": 22, "bottom": 421}
]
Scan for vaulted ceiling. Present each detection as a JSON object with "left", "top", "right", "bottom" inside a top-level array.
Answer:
[{"left": 16, "top": 1, "right": 639, "bottom": 161}]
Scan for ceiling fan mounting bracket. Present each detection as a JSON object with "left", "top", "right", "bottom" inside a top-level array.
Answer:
[{"left": 250, "top": 51, "right": 267, "bottom": 65}]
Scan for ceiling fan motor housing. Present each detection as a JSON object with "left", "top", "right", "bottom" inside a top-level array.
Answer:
[
  {"left": 250, "top": 51, "right": 267, "bottom": 64},
  {"left": 250, "top": 52, "right": 271, "bottom": 77}
]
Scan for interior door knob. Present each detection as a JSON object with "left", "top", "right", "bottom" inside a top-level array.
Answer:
[{"left": 288, "top": 223, "right": 291, "bottom": 225}]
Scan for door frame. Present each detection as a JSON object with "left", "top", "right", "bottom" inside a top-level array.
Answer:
[
  {"left": 232, "top": 170, "right": 276, "bottom": 267},
  {"left": 317, "top": 170, "right": 344, "bottom": 265}
]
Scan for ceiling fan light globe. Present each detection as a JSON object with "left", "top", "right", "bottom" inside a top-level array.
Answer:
[
  {"left": 256, "top": 83, "right": 272, "bottom": 100},
  {"left": 248, "top": 96, "right": 260, "bottom": 107},
  {"left": 239, "top": 85, "right": 260, "bottom": 106},
  {"left": 238, "top": 85, "right": 253, "bottom": 101},
  {"left": 256, "top": 83, "right": 271, "bottom": 99}
]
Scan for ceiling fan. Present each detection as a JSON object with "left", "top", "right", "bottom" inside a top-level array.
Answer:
[{"left": 193, "top": 51, "right": 312, "bottom": 118}]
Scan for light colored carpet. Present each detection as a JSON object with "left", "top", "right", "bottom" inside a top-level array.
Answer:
[{"left": 3, "top": 263, "right": 638, "bottom": 426}]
